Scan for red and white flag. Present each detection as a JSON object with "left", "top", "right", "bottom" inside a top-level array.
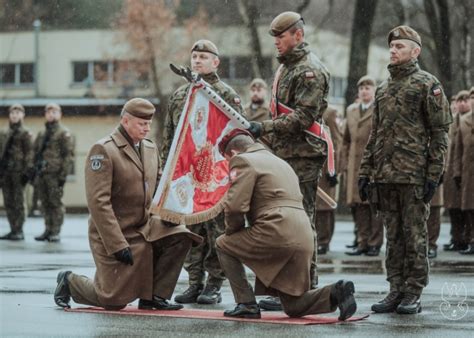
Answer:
[{"left": 152, "top": 82, "right": 249, "bottom": 225}]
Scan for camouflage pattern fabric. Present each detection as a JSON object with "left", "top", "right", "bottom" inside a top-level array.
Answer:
[
  {"left": 261, "top": 42, "right": 330, "bottom": 183},
  {"left": 0, "top": 122, "right": 33, "bottom": 232},
  {"left": 184, "top": 213, "right": 226, "bottom": 287},
  {"left": 378, "top": 183, "right": 430, "bottom": 296},
  {"left": 359, "top": 59, "right": 452, "bottom": 185}
]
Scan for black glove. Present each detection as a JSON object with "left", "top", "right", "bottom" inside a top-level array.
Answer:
[
  {"left": 114, "top": 247, "right": 134, "bottom": 266},
  {"left": 422, "top": 179, "right": 438, "bottom": 203},
  {"left": 326, "top": 173, "right": 338, "bottom": 187},
  {"left": 247, "top": 121, "right": 262, "bottom": 139},
  {"left": 454, "top": 176, "right": 461, "bottom": 189},
  {"left": 358, "top": 177, "right": 370, "bottom": 202},
  {"left": 162, "top": 220, "right": 179, "bottom": 228}
]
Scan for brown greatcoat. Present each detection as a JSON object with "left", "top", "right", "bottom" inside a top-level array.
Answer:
[
  {"left": 453, "top": 111, "right": 474, "bottom": 210},
  {"left": 244, "top": 102, "right": 271, "bottom": 123},
  {"left": 216, "top": 143, "right": 313, "bottom": 297},
  {"left": 443, "top": 113, "right": 462, "bottom": 209},
  {"left": 85, "top": 128, "right": 200, "bottom": 306},
  {"left": 316, "top": 107, "right": 342, "bottom": 211},
  {"left": 340, "top": 103, "right": 374, "bottom": 205}
]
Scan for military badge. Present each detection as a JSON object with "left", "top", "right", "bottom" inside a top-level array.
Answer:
[
  {"left": 229, "top": 169, "right": 238, "bottom": 182},
  {"left": 305, "top": 71, "right": 315, "bottom": 78},
  {"left": 90, "top": 154, "right": 104, "bottom": 171},
  {"left": 393, "top": 29, "right": 400, "bottom": 37},
  {"left": 233, "top": 97, "right": 241, "bottom": 104},
  {"left": 432, "top": 85, "right": 442, "bottom": 96}
]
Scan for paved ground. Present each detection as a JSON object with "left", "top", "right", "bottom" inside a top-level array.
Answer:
[{"left": 1, "top": 215, "right": 473, "bottom": 337}]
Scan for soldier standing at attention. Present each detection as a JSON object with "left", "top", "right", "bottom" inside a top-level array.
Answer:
[
  {"left": 453, "top": 89, "right": 473, "bottom": 255},
  {"left": 162, "top": 40, "right": 244, "bottom": 305},
  {"left": 341, "top": 76, "right": 384, "bottom": 257},
  {"left": 247, "top": 11, "right": 330, "bottom": 311},
  {"left": 359, "top": 26, "right": 452, "bottom": 314},
  {"left": 33, "top": 103, "right": 74, "bottom": 242},
  {"left": 0, "top": 104, "right": 34, "bottom": 240},
  {"left": 245, "top": 78, "right": 271, "bottom": 122}
]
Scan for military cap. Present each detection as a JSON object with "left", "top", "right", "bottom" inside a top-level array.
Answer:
[
  {"left": 191, "top": 39, "right": 219, "bottom": 56},
  {"left": 455, "top": 90, "right": 470, "bottom": 101},
  {"left": 269, "top": 11, "right": 304, "bottom": 37},
  {"left": 9, "top": 103, "right": 25, "bottom": 113},
  {"left": 357, "top": 75, "right": 376, "bottom": 87},
  {"left": 45, "top": 102, "right": 61, "bottom": 112},
  {"left": 388, "top": 25, "right": 422, "bottom": 47},
  {"left": 249, "top": 78, "right": 268, "bottom": 89},
  {"left": 122, "top": 98, "right": 155, "bottom": 120},
  {"left": 218, "top": 129, "right": 254, "bottom": 156}
]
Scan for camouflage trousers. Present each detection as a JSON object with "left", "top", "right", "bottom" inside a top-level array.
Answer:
[
  {"left": 2, "top": 174, "right": 26, "bottom": 232},
  {"left": 378, "top": 184, "right": 430, "bottom": 296},
  {"left": 184, "top": 212, "right": 226, "bottom": 288},
  {"left": 427, "top": 206, "right": 441, "bottom": 249},
  {"left": 36, "top": 174, "right": 65, "bottom": 235}
]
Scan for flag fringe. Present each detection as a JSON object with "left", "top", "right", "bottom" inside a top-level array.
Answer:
[{"left": 158, "top": 197, "right": 226, "bottom": 226}]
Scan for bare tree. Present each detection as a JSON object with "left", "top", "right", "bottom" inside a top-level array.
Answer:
[
  {"left": 344, "top": 0, "right": 378, "bottom": 112},
  {"left": 459, "top": 0, "right": 472, "bottom": 89}
]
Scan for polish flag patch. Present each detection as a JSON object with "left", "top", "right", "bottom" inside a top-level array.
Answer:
[
  {"left": 432, "top": 87, "right": 441, "bottom": 96},
  {"left": 305, "top": 71, "right": 315, "bottom": 78}
]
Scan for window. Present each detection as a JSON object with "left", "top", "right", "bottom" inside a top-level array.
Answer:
[
  {"left": 0, "top": 63, "right": 35, "bottom": 86},
  {"left": 329, "top": 76, "right": 347, "bottom": 99},
  {"left": 218, "top": 56, "right": 273, "bottom": 81}
]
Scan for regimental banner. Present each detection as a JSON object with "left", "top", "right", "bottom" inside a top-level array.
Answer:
[{"left": 152, "top": 81, "right": 249, "bottom": 225}]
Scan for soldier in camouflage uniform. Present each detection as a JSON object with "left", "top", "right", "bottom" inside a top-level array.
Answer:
[
  {"left": 162, "top": 40, "right": 244, "bottom": 305},
  {"left": 247, "top": 11, "right": 330, "bottom": 311},
  {"left": 33, "top": 103, "right": 74, "bottom": 242},
  {"left": 0, "top": 104, "right": 34, "bottom": 240},
  {"left": 359, "top": 26, "right": 452, "bottom": 314},
  {"left": 245, "top": 78, "right": 271, "bottom": 122}
]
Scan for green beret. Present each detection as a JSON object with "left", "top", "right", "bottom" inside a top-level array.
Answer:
[
  {"left": 191, "top": 39, "right": 219, "bottom": 56},
  {"left": 388, "top": 25, "right": 421, "bottom": 47},
  {"left": 357, "top": 75, "right": 376, "bottom": 87},
  {"left": 269, "top": 11, "right": 304, "bottom": 37},
  {"left": 122, "top": 98, "right": 155, "bottom": 120},
  {"left": 249, "top": 78, "right": 267, "bottom": 89},
  {"left": 45, "top": 103, "right": 61, "bottom": 113},
  {"left": 456, "top": 90, "right": 470, "bottom": 101},
  {"left": 9, "top": 103, "right": 25, "bottom": 113}
]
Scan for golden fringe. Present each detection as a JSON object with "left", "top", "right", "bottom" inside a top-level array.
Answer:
[{"left": 155, "top": 197, "right": 226, "bottom": 226}]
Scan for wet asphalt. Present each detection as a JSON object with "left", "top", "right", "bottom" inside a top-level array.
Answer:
[{"left": 1, "top": 215, "right": 473, "bottom": 337}]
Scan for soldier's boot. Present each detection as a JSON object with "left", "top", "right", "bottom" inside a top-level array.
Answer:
[
  {"left": 258, "top": 296, "right": 282, "bottom": 311},
  {"left": 47, "top": 233, "right": 61, "bottom": 243},
  {"left": 35, "top": 230, "right": 51, "bottom": 241},
  {"left": 138, "top": 296, "right": 183, "bottom": 310},
  {"left": 330, "top": 280, "right": 357, "bottom": 321},
  {"left": 174, "top": 284, "right": 203, "bottom": 304},
  {"left": 371, "top": 291, "right": 403, "bottom": 313},
  {"left": 54, "top": 271, "right": 72, "bottom": 308},
  {"left": 0, "top": 231, "right": 24, "bottom": 241},
  {"left": 396, "top": 293, "right": 421, "bottom": 314},
  {"left": 196, "top": 285, "right": 222, "bottom": 304},
  {"left": 459, "top": 245, "right": 474, "bottom": 255},
  {"left": 224, "top": 303, "right": 261, "bottom": 319}
]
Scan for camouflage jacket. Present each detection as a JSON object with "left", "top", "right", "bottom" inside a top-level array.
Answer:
[
  {"left": 161, "top": 72, "right": 245, "bottom": 165},
  {"left": 33, "top": 121, "right": 74, "bottom": 180},
  {"left": 245, "top": 102, "right": 271, "bottom": 123},
  {"left": 359, "top": 59, "right": 452, "bottom": 185},
  {"left": 0, "top": 122, "right": 34, "bottom": 177},
  {"left": 261, "top": 42, "right": 330, "bottom": 182}
]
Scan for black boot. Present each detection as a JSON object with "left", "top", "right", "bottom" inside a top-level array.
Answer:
[
  {"left": 317, "top": 245, "right": 328, "bottom": 255},
  {"left": 345, "top": 247, "right": 368, "bottom": 256},
  {"left": 54, "top": 271, "right": 72, "bottom": 308},
  {"left": 428, "top": 248, "right": 437, "bottom": 259},
  {"left": 371, "top": 291, "right": 403, "bottom": 313},
  {"left": 258, "top": 296, "right": 282, "bottom": 311},
  {"left": 0, "top": 231, "right": 24, "bottom": 241},
  {"left": 174, "top": 284, "right": 203, "bottom": 304},
  {"left": 197, "top": 285, "right": 222, "bottom": 304},
  {"left": 224, "top": 303, "right": 261, "bottom": 319},
  {"left": 396, "top": 293, "right": 421, "bottom": 314},
  {"left": 138, "top": 296, "right": 183, "bottom": 310},
  {"left": 366, "top": 246, "right": 380, "bottom": 256},
  {"left": 459, "top": 245, "right": 474, "bottom": 255},
  {"left": 35, "top": 230, "right": 51, "bottom": 241},
  {"left": 330, "top": 280, "right": 357, "bottom": 321},
  {"left": 47, "top": 233, "right": 61, "bottom": 242}
]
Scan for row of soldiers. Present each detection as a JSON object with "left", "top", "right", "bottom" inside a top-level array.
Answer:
[{"left": 0, "top": 103, "right": 74, "bottom": 242}]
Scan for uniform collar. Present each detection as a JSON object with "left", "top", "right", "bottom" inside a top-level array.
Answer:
[
  {"left": 277, "top": 42, "right": 309, "bottom": 65},
  {"left": 388, "top": 59, "right": 419, "bottom": 79},
  {"left": 45, "top": 120, "right": 59, "bottom": 131},
  {"left": 202, "top": 72, "right": 220, "bottom": 85},
  {"left": 9, "top": 121, "right": 22, "bottom": 131}
]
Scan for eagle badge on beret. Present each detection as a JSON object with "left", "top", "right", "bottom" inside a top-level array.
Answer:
[{"left": 393, "top": 29, "right": 400, "bottom": 37}]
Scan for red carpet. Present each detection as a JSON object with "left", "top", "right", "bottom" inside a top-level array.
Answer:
[{"left": 66, "top": 306, "right": 369, "bottom": 325}]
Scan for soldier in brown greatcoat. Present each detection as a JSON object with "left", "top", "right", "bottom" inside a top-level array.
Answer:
[
  {"left": 340, "top": 76, "right": 383, "bottom": 256},
  {"left": 215, "top": 129, "right": 356, "bottom": 320},
  {"left": 53, "top": 98, "right": 201, "bottom": 310},
  {"left": 453, "top": 90, "right": 474, "bottom": 255},
  {"left": 245, "top": 78, "right": 271, "bottom": 122},
  {"left": 444, "top": 91, "right": 471, "bottom": 251},
  {"left": 315, "top": 106, "right": 342, "bottom": 254}
]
